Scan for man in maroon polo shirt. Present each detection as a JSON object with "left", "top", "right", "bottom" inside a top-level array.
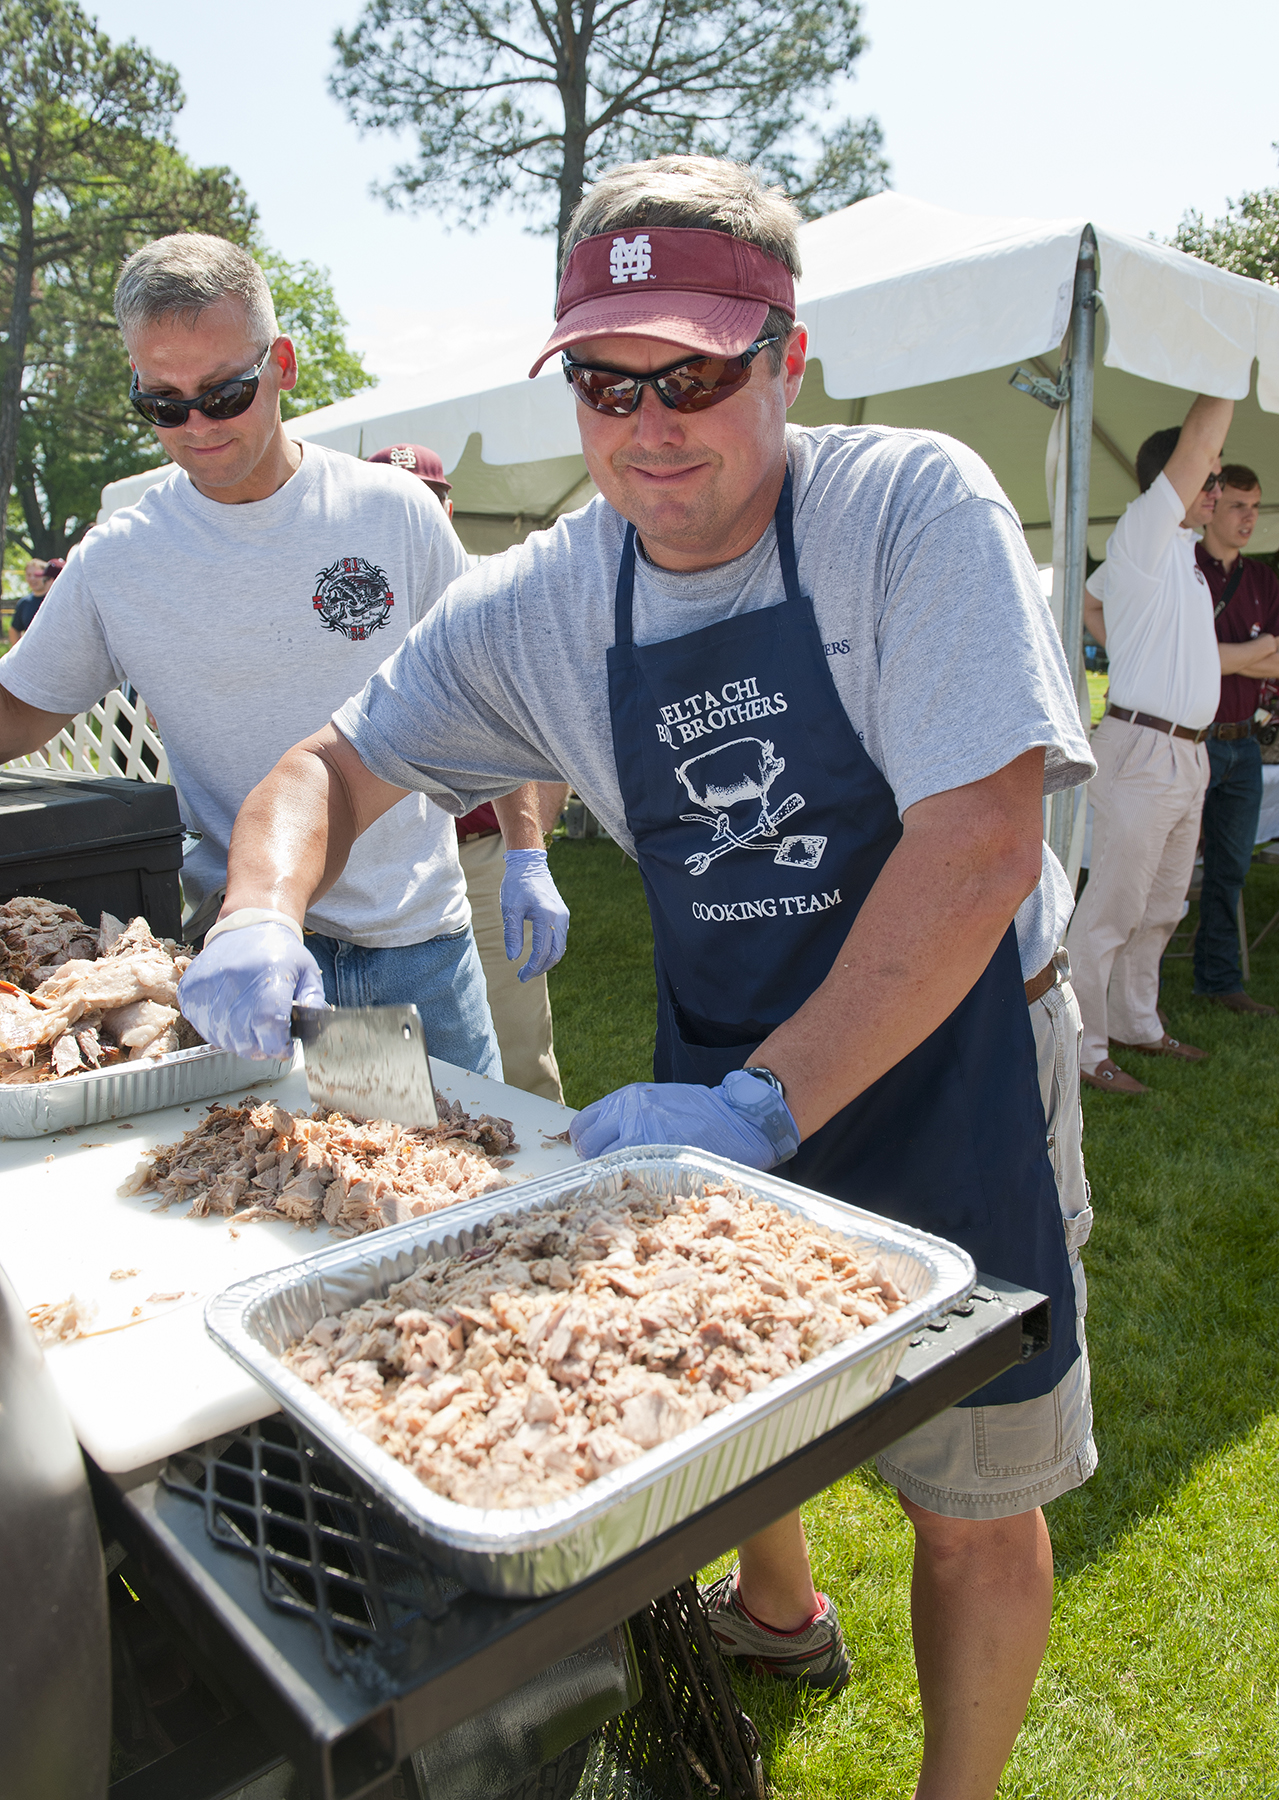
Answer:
[{"left": 1194, "top": 463, "right": 1279, "bottom": 1013}]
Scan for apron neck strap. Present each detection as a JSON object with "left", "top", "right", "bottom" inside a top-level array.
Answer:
[
  {"left": 612, "top": 458, "right": 799, "bottom": 648},
  {"left": 774, "top": 465, "right": 801, "bottom": 607},
  {"left": 616, "top": 521, "right": 638, "bottom": 648}
]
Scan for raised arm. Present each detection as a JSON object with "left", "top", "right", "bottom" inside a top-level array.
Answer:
[
  {"left": 0, "top": 682, "right": 73, "bottom": 762},
  {"left": 1163, "top": 395, "right": 1234, "bottom": 516}
]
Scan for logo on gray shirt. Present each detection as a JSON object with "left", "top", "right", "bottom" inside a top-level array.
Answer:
[{"left": 312, "top": 556, "right": 395, "bottom": 640}]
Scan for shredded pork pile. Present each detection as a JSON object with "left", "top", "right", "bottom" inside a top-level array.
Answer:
[
  {"left": 0, "top": 896, "right": 98, "bottom": 984},
  {"left": 281, "top": 1179, "right": 907, "bottom": 1511},
  {"left": 119, "top": 1095, "right": 518, "bottom": 1236},
  {"left": 0, "top": 898, "right": 199, "bottom": 1083}
]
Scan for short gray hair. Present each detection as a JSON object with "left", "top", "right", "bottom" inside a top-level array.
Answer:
[
  {"left": 563, "top": 156, "right": 802, "bottom": 367},
  {"left": 114, "top": 234, "right": 278, "bottom": 347}
]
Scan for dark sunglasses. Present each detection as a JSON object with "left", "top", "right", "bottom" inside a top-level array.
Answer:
[
  {"left": 129, "top": 341, "right": 275, "bottom": 428},
  {"left": 1202, "top": 472, "right": 1225, "bottom": 493},
  {"left": 562, "top": 336, "right": 780, "bottom": 417}
]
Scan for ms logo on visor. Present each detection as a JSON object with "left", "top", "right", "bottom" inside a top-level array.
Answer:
[{"left": 610, "top": 234, "right": 652, "bottom": 284}]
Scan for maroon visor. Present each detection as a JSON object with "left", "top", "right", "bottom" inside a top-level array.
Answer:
[
  {"left": 529, "top": 227, "right": 795, "bottom": 377},
  {"left": 367, "top": 443, "right": 452, "bottom": 492}
]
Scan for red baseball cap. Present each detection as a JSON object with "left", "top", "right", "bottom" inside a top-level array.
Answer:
[
  {"left": 529, "top": 227, "right": 795, "bottom": 377},
  {"left": 367, "top": 443, "right": 453, "bottom": 494}
]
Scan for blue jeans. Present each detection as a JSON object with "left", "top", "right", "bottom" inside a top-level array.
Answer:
[
  {"left": 1193, "top": 734, "right": 1262, "bottom": 995},
  {"left": 306, "top": 926, "right": 502, "bottom": 1079}
]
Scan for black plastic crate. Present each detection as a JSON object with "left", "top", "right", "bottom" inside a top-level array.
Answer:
[{"left": 0, "top": 768, "right": 183, "bottom": 940}]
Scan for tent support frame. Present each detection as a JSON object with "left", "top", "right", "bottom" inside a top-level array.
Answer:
[
  {"left": 1063, "top": 227, "right": 1098, "bottom": 707},
  {"left": 1048, "top": 227, "right": 1098, "bottom": 866}
]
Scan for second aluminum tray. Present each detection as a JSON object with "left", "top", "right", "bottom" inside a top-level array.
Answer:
[
  {"left": 206, "top": 1147, "right": 975, "bottom": 1597},
  {"left": 0, "top": 1042, "right": 293, "bottom": 1138}
]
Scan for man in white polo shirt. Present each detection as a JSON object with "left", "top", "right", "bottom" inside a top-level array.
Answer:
[
  {"left": 0, "top": 234, "right": 569, "bottom": 1070},
  {"left": 1068, "top": 395, "right": 1233, "bottom": 1092}
]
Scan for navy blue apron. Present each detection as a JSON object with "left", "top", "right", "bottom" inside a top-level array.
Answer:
[{"left": 605, "top": 470, "right": 1076, "bottom": 1406}]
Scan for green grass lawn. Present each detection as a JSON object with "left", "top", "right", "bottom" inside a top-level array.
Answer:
[
  {"left": 546, "top": 839, "right": 1279, "bottom": 1796},
  {"left": 547, "top": 837, "right": 656, "bottom": 1106}
]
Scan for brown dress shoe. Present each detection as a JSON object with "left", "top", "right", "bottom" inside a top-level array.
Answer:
[
  {"left": 1110, "top": 1033, "right": 1206, "bottom": 1061},
  {"left": 1081, "top": 1058, "right": 1148, "bottom": 1094},
  {"left": 1204, "top": 991, "right": 1278, "bottom": 1017}
]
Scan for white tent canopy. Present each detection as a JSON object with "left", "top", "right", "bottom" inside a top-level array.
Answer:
[{"left": 101, "top": 191, "right": 1279, "bottom": 559}]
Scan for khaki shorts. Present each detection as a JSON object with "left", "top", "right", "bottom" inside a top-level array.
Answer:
[{"left": 875, "top": 962, "right": 1098, "bottom": 1520}]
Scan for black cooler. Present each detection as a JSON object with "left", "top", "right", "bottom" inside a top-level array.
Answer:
[{"left": 0, "top": 770, "right": 183, "bottom": 940}]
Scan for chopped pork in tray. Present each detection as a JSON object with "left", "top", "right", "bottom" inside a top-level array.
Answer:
[
  {"left": 281, "top": 1178, "right": 907, "bottom": 1511},
  {"left": 0, "top": 898, "right": 200, "bottom": 1083},
  {"left": 119, "top": 1096, "right": 518, "bottom": 1237}
]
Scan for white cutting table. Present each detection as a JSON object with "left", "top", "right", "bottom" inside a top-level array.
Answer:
[{"left": 0, "top": 1057, "right": 578, "bottom": 1471}]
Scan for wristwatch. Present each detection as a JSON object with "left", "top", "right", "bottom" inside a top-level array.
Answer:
[{"left": 742, "top": 1064, "right": 786, "bottom": 1100}]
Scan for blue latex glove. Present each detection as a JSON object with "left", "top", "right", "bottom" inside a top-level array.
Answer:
[
  {"left": 569, "top": 1069, "right": 800, "bottom": 1170},
  {"left": 500, "top": 847, "right": 570, "bottom": 982},
  {"left": 178, "top": 923, "right": 327, "bottom": 1061}
]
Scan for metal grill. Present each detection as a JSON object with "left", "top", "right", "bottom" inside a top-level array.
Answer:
[
  {"left": 162, "top": 1415, "right": 460, "bottom": 1683},
  {"left": 164, "top": 1421, "right": 765, "bottom": 1798},
  {"left": 585, "top": 1585, "right": 765, "bottom": 1800}
]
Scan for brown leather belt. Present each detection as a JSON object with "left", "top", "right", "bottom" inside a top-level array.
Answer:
[
  {"left": 1024, "top": 960, "right": 1058, "bottom": 1004},
  {"left": 1209, "top": 719, "right": 1254, "bottom": 742},
  {"left": 1106, "top": 703, "right": 1209, "bottom": 744}
]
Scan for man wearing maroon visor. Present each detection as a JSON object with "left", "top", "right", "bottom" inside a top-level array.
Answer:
[{"left": 181, "top": 156, "right": 1095, "bottom": 1798}]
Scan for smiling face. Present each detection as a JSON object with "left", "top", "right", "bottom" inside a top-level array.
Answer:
[
  {"left": 126, "top": 297, "right": 298, "bottom": 500},
  {"left": 570, "top": 324, "right": 807, "bottom": 572}
]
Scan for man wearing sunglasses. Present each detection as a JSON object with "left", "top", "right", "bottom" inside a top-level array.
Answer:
[
  {"left": 0, "top": 231, "right": 569, "bottom": 1074},
  {"left": 1069, "top": 398, "right": 1235, "bottom": 1094},
  {"left": 180, "top": 157, "right": 1096, "bottom": 1798}
]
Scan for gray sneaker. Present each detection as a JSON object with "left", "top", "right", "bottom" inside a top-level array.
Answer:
[{"left": 699, "top": 1568, "right": 850, "bottom": 1694}]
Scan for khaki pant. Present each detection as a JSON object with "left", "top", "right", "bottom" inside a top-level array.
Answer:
[
  {"left": 1064, "top": 714, "right": 1209, "bottom": 1071},
  {"left": 458, "top": 833, "right": 564, "bottom": 1103}
]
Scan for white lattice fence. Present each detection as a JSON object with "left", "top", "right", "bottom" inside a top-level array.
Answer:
[{"left": 2, "top": 687, "right": 169, "bottom": 783}]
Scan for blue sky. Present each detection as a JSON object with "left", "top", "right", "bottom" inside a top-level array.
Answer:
[{"left": 91, "top": 0, "right": 1279, "bottom": 396}]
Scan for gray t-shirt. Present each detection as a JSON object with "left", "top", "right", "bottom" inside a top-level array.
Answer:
[
  {"left": 338, "top": 425, "right": 1091, "bottom": 973},
  {"left": 3, "top": 442, "right": 473, "bottom": 948}
]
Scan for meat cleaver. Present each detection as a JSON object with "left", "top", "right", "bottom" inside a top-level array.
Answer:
[{"left": 290, "top": 1004, "right": 439, "bottom": 1129}]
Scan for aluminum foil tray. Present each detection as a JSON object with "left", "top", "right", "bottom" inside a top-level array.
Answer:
[
  {"left": 0, "top": 1043, "right": 292, "bottom": 1138},
  {"left": 206, "top": 1148, "right": 975, "bottom": 1597}
]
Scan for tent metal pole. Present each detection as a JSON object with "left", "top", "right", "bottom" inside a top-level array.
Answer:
[
  {"left": 1049, "top": 226, "right": 1098, "bottom": 865},
  {"left": 1063, "top": 227, "right": 1097, "bottom": 702}
]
